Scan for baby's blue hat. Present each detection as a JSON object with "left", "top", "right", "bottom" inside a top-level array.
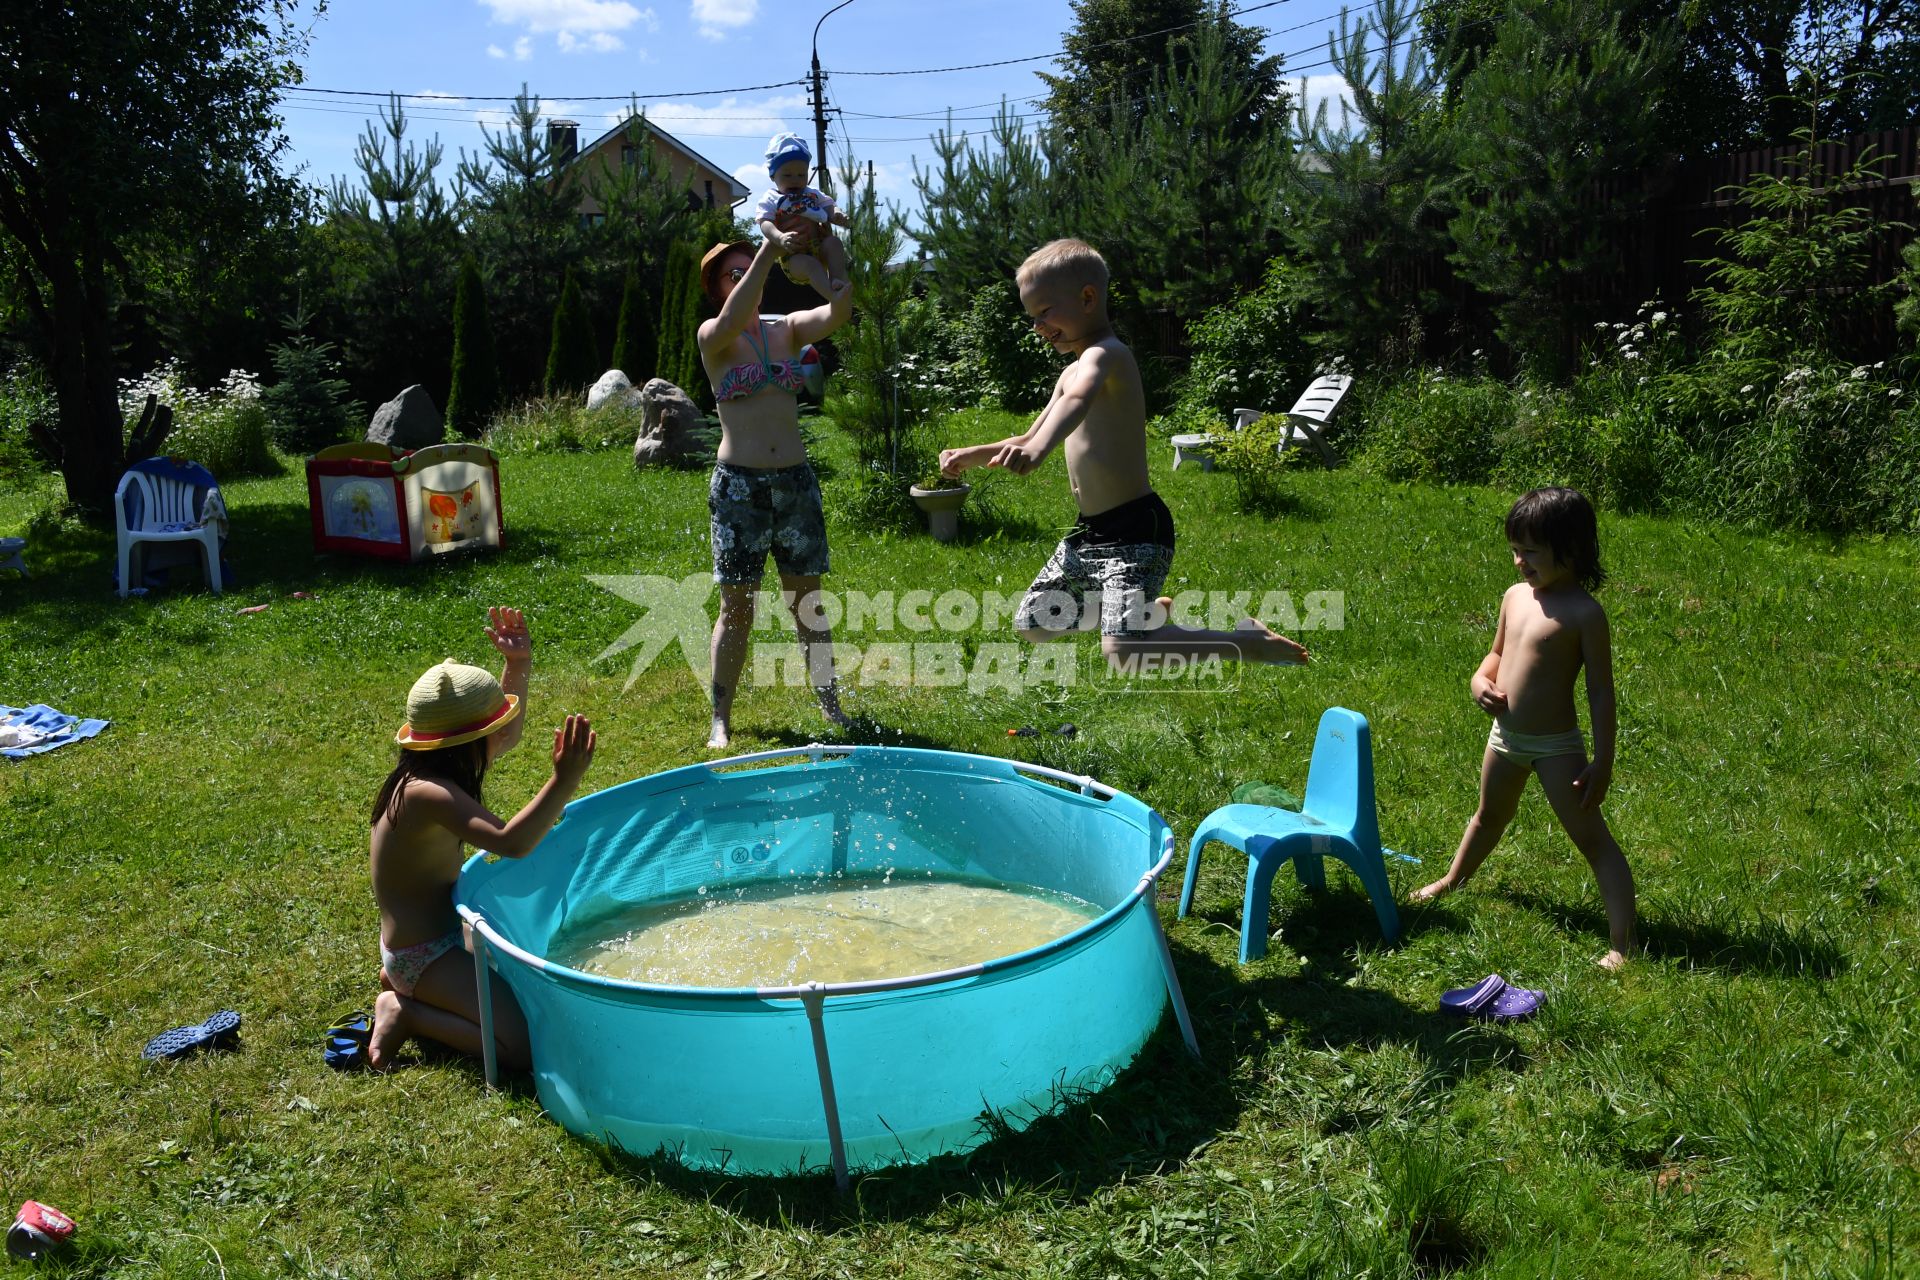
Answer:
[{"left": 765, "top": 131, "right": 811, "bottom": 176}]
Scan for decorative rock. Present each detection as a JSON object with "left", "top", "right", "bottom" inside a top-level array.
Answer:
[
  {"left": 587, "top": 369, "right": 639, "bottom": 412},
  {"left": 366, "top": 385, "right": 444, "bottom": 450},
  {"left": 633, "top": 379, "right": 706, "bottom": 467}
]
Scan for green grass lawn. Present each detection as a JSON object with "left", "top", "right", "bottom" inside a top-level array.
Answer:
[{"left": 1, "top": 417, "right": 1916, "bottom": 1278}]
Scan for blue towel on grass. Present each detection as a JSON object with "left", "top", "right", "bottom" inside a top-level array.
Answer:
[{"left": 0, "top": 704, "right": 110, "bottom": 758}]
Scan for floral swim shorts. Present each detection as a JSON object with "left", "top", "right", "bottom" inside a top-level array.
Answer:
[
  {"left": 709, "top": 460, "right": 831, "bottom": 584},
  {"left": 1014, "top": 492, "right": 1177, "bottom": 638}
]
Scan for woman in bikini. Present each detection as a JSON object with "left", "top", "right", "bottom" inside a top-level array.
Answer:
[{"left": 696, "top": 236, "right": 854, "bottom": 749}]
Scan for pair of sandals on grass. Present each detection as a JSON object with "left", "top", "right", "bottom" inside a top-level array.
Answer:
[{"left": 139, "top": 1008, "right": 375, "bottom": 1070}]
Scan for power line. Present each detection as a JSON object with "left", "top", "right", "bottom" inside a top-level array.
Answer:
[
  {"left": 283, "top": 79, "right": 808, "bottom": 103},
  {"left": 829, "top": 0, "right": 1300, "bottom": 77}
]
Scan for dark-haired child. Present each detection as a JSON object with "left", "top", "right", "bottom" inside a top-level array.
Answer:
[
  {"left": 368, "top": 607, "right": 595, "bottom": 1070},
  {"left": 1412, "top": 488, "right": 1637, "bottom": 969}
]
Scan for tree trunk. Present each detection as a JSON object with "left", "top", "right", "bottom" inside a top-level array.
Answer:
[{"left": 45, "top": 245, "right": 130, "bottom": 523}]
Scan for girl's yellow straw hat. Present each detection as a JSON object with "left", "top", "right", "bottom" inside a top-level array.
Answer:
[{"left": 395, "top": 660, "right": 520, "bottom": 750}]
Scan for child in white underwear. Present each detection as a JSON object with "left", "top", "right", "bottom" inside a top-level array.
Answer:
[
  {"left": 367, "top": 607, "right": 596, "bottom": 1070},
  {"left": 1411, "top": 488, "right": 1638, "bottom": 969}
]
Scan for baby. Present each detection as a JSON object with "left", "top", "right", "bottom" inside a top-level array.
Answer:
[
  {"left": 756, "top": 132, "right": 850, "bottom": 300},
  {"left": 1411, "top": 488, "right": 1637, "bottom": 969}
]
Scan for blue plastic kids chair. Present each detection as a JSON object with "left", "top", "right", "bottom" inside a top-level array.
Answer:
[{"left": 1178, "top": 706, "right": 1400, "bottom": 962}]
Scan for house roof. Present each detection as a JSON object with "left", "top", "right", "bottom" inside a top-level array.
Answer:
[{"left": 562, "top": 115, "right": 751, "bottom": 205}]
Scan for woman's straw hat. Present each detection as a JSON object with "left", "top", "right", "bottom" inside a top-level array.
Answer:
[
  {"left": 395, "top": 659, "right": 520, "bottom": 750},
  {"left": 700, "top": 240, "right": 755, "bottom": 302}
]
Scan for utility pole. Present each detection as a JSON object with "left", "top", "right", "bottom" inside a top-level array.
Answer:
[
  {"left": 809, "top": 0, "right": 858, "bottom": 196},
  {"left": 809, "top": 54, "right": 832, "bottom": 195}
]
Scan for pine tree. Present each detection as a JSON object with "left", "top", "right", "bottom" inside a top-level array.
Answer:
[
  {"left": 446, "top": 256, "right": 501, "bottom": 437},
  {"left": 1285, "top": 0, "right": 1458, "bottom": 366},
  {"left": 1448, "top": 0, "right": 1672, "bottom": 373},
  {"left": 455, "top": 86, "right": 581, "bottom": 399},
  {"left": 611, "top": 265, "right": 655, "bottom": 382},
  {"left": 543, "top": 267, "right": 600, "bottom": 397}
]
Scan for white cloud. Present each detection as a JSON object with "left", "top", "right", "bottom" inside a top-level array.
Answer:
[
  {"left": 513, "top": 36, "right": 534, "bottom": 60},
  {"left": 558, "top": 30, "right": 624, "bottom": 52},
  {"left": 480, "top": 0, "right": 644, "bottom": 33},
  {"left": 642, "top": 94, "right": 807, "bottom": 141},
  {"left": 486, "top": 42, "right": 507, "bottom": 58},
  {"left": 691, "top": 0, "right": 757, "bottom": 40},
  {"left": 732, "top": 161, "right": 766, "bottom": 193},
  {"left": 1295, "top": 74, "right": 1357, "bottom": 130}
]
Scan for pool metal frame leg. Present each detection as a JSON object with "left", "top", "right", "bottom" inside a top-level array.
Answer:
[
  {"left": 799, "top": 983, "right": 851, "bottom": 1192},
  {"left": 473, "top": 926, "right": 499, "bottom": 1090},
  {"left": 1141, "top": 882, "right": 1202, "bottom": 1061}
]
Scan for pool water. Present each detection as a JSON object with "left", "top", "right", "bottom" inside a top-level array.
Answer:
[{"left": 550, "top": 873, "right": 1103, "bottom": 988}]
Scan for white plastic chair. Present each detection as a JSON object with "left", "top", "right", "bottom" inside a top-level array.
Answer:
[
  {"left": 1234, "top": 373, "right": 1352, "bottom": 467},
  {"left": 115, "top": 460, "right": 226, "bottom": 597},
  {"left": 1171, "top": 374, "right": 1353, "bottom": 471}
]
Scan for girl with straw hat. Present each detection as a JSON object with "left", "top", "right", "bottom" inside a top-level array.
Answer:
[{"left": 367, "top": 606, "right": 595, "bottom": 1072}]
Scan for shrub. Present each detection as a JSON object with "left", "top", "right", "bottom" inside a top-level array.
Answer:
[
  {"left": 828, "top": 459, "right": 922, "bottom": 536},
  {"left": 483, "top": 395, "right": 642, "bottom": 456},
  {"left": 1211, "top": 412, "right": 1302, "bottom": 516},
  {"left": 0, "top": 363, "right": 56, "bottom": 489},
  {"left": 1357, "top": 371, "right": 1511, "bottom": 484},
  {"left": 957, "top": 281, "right": 1059, "bottom": 411},
  {"left": 1175, "top": 256, "right": 1315, "bottom": 420},
  {"left": 119, "top": 361, "right": 275, "bottom": 479}
]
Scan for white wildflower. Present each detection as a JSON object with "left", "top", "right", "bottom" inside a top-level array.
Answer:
[
  {"left": 1652, "top": 311, "right": 1668, "bottom": 325},
  {"left": 1850, "top": 367, "right": 1868, "bottom": 380}
]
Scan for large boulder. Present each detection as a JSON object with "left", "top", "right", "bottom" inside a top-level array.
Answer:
[
  {"left": 633, "top": 378, "right": 706, "bottom": 467},
  {"left": 587, "top": 368, "right": 640, "bottom": 412},
  {"left": 366, "top": 385, "right": 444, "bottom": 450}
]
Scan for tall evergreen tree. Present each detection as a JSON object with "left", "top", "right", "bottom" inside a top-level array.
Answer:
[
  {"left": 611, "top": 266, "right": 655, "bottom": 382},
  {"left": 1078, "top": 20, "right": 1292, "bottom": 321},
  {"left": 543, "top": 267, "right": 600, "bottom": 397},
  {"left": 1037, "top": 0, "right": 1286, "bottom": 158},
  {"left": 1285, "top": 0, "right": 1459, "bottom": 365},
  {"left": 446, "top": 256, "right": 501, "bottom": 437},
  {"left": 911, "top": 105, "right": 1075, "bottom": 315},
  {"left": 654, "top": 240, "right": 693, "bottom": 392},
  {"left": 325, "top": 96, "right": 462, "bottom": 409},
  {"left": 1448, "top": 0, "right": 1672, "bottom": 374},
  {"left": 455, "top": 86, "right": 581, "bottom": 399},
  {"left": 667, "top": 242, "right": 709, "bottom": 404}
]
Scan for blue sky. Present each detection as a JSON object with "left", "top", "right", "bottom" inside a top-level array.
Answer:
[{"left": 280, "top": 0, "right": 1362, "bottom": 221}]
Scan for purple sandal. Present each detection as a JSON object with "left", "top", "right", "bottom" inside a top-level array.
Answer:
[{"left": 1439, "top": 975, "right": 1542, "bottom": 1022}]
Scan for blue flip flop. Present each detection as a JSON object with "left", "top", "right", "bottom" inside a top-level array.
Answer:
[
  {"left": 1439, "top": 974, "right": 1507, "bottom": 1018},
  {"left": 323, "top": 1011, "right": 372, "bottom": 1071},
  {"left": 1439, "top": 975, "right": 1543, "bottom": 1023},
  {"left": 141, "top": 1009, "right": 242, "bottom": 1060}
]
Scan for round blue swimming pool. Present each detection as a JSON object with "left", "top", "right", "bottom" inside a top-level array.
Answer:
[{"left": 454, "top": 744, "right": 1198, "bottom": 1182}]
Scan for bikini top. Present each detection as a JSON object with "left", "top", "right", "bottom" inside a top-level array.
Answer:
[{"left": 714, "top": 320, "right": 806, "bottom": 403}]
